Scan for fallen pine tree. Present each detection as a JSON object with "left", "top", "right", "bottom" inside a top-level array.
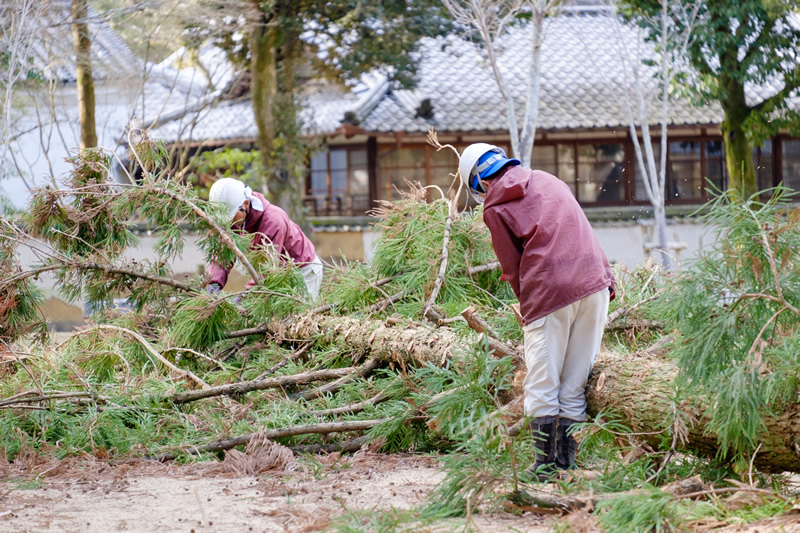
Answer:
[{"left": 1, "top": 131, "right": 799, "bottom": 530}]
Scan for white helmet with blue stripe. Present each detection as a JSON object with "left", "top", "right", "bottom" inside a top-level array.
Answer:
[{"left": 458, "top": 143, "right": 520, "bottom": 204}]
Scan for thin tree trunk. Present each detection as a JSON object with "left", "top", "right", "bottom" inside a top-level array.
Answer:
[
  {"left": 169, "top": 366, "right": 356, "bottom": 404},
  {"left": 518, "top": 12, "right": 544, "bottom": 168},
  {"left": 654, "top": 205, "right": 672, "bottom": 269},
  {"left": 250, "top": 19, "right": 278, "bottom": 195},
  {"left": 71, "top": 0, "right": 97, "bottom": 149}
]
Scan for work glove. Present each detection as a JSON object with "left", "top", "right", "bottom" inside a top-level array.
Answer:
[{"left": 207, "top": 283, "right": 222, "bottom": 295}]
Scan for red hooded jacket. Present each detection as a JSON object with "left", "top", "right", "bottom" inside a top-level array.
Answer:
[
  {"left": 208, "top": 192, "right": 316, "bottom": 288},
  {"left": 482, "top": 166, "right": 615, "bottom": 326}
]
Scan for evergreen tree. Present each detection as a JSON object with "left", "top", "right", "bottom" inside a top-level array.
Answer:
[{"left": 620, "top": 0, "right": 800, "bottom": 198}]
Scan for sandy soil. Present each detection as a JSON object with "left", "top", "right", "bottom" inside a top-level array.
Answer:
[{"left": 0, "top": 451, "right": 554, "bottom": 533}]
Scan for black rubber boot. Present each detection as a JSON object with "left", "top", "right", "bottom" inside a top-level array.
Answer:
[
  {"left": 556, "top": 418, "right": 579, "bottom": 470},
  {"left": 524, "top": 416, "right": 558, "bottom": 482}
]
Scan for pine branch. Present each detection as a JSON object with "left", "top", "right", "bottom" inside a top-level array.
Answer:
[
  {"left": 0, "top": 261, "right": 195, "bottom": 293},
  {"left": 0, "top": 340, "right": 43, "bottom": 396},
  {"left": 149, "top": 419, "right": 384, "bottom": 461},
  {"left": 607, "top": 291, "right": 662, "bottom": 323},
  {"left": 151, "top": 186, "right": 262, "bottom": 284},
  {"left": 294, "top": 359, "right": 381, "bottom": 401},
  {"left": 460, "top": 306, "right": 523, "bottom": 368},
  {"left": 366, "top": 291, "right": 405, "bottom": 314},
  {"left": 168, "top": 366, "right": 356, "bottom": 404},
  {"left": 468, "top": 261, "right": 501, "bottom": 275},
  {"left": 253, "top": 341, "right": 312, "bottom": 380},
  {"left": 0, "top": 391, "right": 96, "bottom": 407},
  {"left": 92, "top": 325, "right": 209, "bottom": 389},
  {"left": 309, "top": 391, "right": 390, "bottom": 417}
]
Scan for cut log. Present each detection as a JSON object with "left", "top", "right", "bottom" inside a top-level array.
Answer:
[
  {"left": 234, "top": 313, "right": 471, "bottom": 369},
  {"left": 586, "top": 349, "right": 800, "bottom": 473}
]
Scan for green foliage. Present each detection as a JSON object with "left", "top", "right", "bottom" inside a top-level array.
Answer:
[
  {"left": 414, "top": 341, "right": 515, "bottom": 441},
  {"left": 424, "top": 418, "right": 536, "bottom": 518},
  {"left": 25, "top": 148, "right": 138, "bottom": 260},
  {"left": 325, "top": 187, "right": 512, "bottom": 320},
  {"left": 0, "top": 224, "right": 46, "bottom": 343},
  {"left": 187, "top": 148, "right": 265, "bottom": 195},
  {"left": 596, "top": 488, "right": 719, "bottom": 533},
  {"left": 661, "top": 188, "right": 800, "bottom": 458},
  {"left": 169, "top": 296, "right": 241, "bottom": 350},
  {"left": 620, "top": 0, "right": 800, "bottom": 195},
  {"left": 0, "top": 273, "right": 45, "bottom": 344}
]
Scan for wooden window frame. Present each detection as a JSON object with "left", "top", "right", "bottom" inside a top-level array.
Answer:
[{"left": 305, "top": 145, "right": 370, "bottom": 216}]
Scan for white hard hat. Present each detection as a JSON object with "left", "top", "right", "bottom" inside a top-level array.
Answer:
[
  {"left": 209, "top": 178, "right": 247, "bottom": 219},
  {"left": 458, "top": 143, "right": 520, "bottom": 204}
]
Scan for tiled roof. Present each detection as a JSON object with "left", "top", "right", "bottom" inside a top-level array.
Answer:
[
  {"left": 360, "top": 11, "right": 723, "bottom": 133},
  {"left": 146, "top": 8, "right": 800, "bottom": 144},
  {"left": 28, "top": 1, "right": 141, "bottom": 82}
]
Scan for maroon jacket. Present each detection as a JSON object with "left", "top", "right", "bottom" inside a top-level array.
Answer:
[
  {"left": 208, "top": 192, "right": 316, "bottom": 288},
  {"left": 482, "top": 166, "right": 615, "bottom": 326}
]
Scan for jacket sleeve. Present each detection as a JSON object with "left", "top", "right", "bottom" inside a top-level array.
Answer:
[
  {"left": 207, "top": 260, "right": 232, "bottom": 288},
  {"left": 483, "top": 208, "right": 523, "bottom": 299}
]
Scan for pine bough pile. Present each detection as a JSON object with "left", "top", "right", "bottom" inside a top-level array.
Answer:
[{"left": 1, "top": 133, "right": 799, "bottom": 530}]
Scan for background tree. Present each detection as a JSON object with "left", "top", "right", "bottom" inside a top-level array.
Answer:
[
  {"left": 441, "top": 0, "right": 563, "bottom": 167},
  {"left": 621, "top": 0, "right": 800, "bottom": 198},
  {"left": 0, "top": 0, "right": 44, "bottom": 212},
  {"left": 72, "top": 0, "right": 97, "bottom": 149},
  {"left": 186, "top": 0, "right": 452, "bottom": 222},
  {"left": 598, "top": 0, "right": 700, "bottom": 269}
]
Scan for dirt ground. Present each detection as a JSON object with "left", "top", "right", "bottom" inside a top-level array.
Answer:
[{"left": 0, "top": 451, "right": 554, "bottom": 533}]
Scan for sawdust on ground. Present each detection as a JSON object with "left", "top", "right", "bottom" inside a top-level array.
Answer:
[{"left": 0, "top": 451, "right": 554, "bottom": 533}]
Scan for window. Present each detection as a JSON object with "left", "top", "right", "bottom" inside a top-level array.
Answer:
[
  {"left": 532, "top": 142, "right": 625, "bottom": 203},
  {"left": 633, "top": 138, "right": 724, "bottom": 203},
  {"left": 578, "top": 144, "right": 625, "bottom": 203},
  {"left": 667, "top": 141, "right": 703, "bottom": 200},
  {"left": 429, "top": 146, "right": 460, "bottom": 197},
  {"left": 532, "top": 145, "right": 557, "bottom": 175},
  {"left": 376, "top": 144, "right": 500, "bottom": 205},
  {"left": 556, "top": 144, "right": 576, "bottom": 193},
  {"left": 782, "top": 139, "right": 800, "bottom": 192},
  {"left": 377, "top": 147, "right": 426, "bottom": 200},
  {"left": 633, "top": 142, "right": 661, "bottom": 202},
  {"left": 307, "top": 147, "right": 369, "bottom": 216}
]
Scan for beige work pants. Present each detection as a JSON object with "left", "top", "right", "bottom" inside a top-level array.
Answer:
[
  {"left": 299, "top": 255, "right": 323, "bottom": 301},
  {"left": 522, "top": 288, "right": 610, "bottom": 421}
]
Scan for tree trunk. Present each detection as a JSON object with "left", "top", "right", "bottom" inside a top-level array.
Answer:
[
  {"left": 720, "top": 78, "right": 757, "bottom": 199},
  {"left": 71, "top": 0, "right": 97, "bottom": 149},
  {"left": 654, "top": 205, "right": 672, "bottom": 270},
  {"left": 232, "top": 314, "right": 472, "bottom": 370},
  {"left": 231, "top": 314, "right": 800, "bottom": 472},
  {"left": 518, "top": 11, "right": 544, "bottom": 168},
  {"left": 269, "top": 27, "right": 306, "bottom": 226},
  {"left": 586, "top": 348, "right": 800, "bottom": 473},
  {"left": 249, "top": 19, "right": 278, "bottom": 195}
]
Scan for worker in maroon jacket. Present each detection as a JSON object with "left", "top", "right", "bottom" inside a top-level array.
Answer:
[
  {"left": 206, "top": 178, "right": 322, "bottom": 299},
  {"left": 459, "top": 144, "right": 616, "bottom": 481}
]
